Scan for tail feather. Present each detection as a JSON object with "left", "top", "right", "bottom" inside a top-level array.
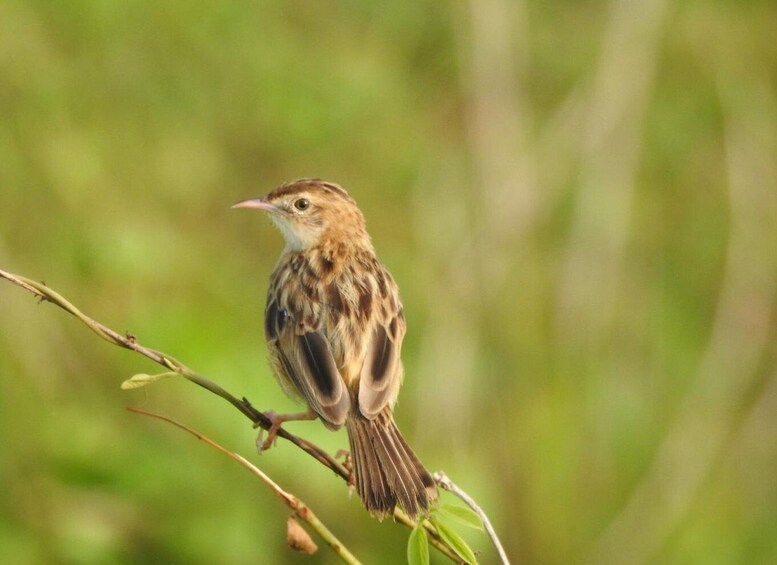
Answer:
[
  {"left": 391, "top": 426, "right": 438, "bottom": 492},
  {"left": 346, "top": 410, "right": 437, "bottom": 518},
  {"left": 348, "top": 418, "right": 391, "bottom": 512}
]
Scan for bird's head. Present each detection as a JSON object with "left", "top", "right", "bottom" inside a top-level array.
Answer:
[{"left": 232, "top": 179, "right": 370, "bottom": 252}]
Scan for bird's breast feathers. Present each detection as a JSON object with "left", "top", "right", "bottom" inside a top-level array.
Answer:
[{"left": 266, "top": 249, "right": 402, "bottom": 389}]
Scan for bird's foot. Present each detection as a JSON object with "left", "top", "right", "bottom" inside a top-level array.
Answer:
[
  {"left": 335, "top": 449, "right": 354, "bottom": 486},
  {"left": 335, "top": 448, "right": 352, "bottom": 468},
  {"left": 254, "top": 409, "right": 316, "bottom": 452}
]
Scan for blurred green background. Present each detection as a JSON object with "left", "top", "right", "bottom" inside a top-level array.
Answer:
[{"left": 2, "top": 1, "right": 777, "bottom": 563}]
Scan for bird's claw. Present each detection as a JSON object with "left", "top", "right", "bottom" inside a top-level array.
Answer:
[
  {"left": 256, "top": 410, "right": 284, "bottom": 453},
  {"left": 253, "top": 409, "right": 317, "bottom": 453},
  {"left": 335, "top": 449, "right": 354, "bottom": 483},
  {"left": 335, "top": 448, "right": 351, "bottom": 465}
]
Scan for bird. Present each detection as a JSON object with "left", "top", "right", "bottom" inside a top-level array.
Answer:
[{"left": 232, "top": 178, "right": 437, "bottom": 519}]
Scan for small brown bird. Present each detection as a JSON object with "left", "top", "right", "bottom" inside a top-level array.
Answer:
[{"left": 233, "top": 178, "right": 437, "bottom": 518}]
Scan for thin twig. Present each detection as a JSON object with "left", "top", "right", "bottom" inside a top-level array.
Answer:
[
  {"left": 434, "top": 471, "right": 510, "bottom": 565},
  {"left": 127, "top": 407, "right": 360, "bottom": 564}
]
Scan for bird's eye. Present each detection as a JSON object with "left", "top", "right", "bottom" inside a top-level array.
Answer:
[{"left": 294, "top": 198, "right": 310, "bottom": 211}]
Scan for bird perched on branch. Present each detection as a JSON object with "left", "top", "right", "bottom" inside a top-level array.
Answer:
[{"left": 233, "top": 178, "right": 437, "bottom": 518}]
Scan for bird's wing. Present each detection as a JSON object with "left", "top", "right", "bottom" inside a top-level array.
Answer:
[
  {"left": 358, "top": 310, "right": 406, "bottom": 418},
  {"left": 266, "top": 298, "right": 350, "bottom": 429}
]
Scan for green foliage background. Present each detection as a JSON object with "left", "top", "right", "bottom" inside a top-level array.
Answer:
[{"left": 1, "top": 1, "right": 776, "bottom": 563}]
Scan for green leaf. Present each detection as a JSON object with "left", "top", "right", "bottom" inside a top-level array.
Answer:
[
  {"left": 438, "top": 504, "right": 485, "bottom": 531},
  {"left": 431, "top": 517, "right": 479, "bottom": 565},
  {"left": 407, "top": 522, "right": 429, "bottom": 565},
  {"left": 120, "top": 371, "right": 178, "bottom": 390}
]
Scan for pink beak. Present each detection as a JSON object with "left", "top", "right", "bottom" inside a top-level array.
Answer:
[{"left": 231, "top": 197, "right": 277, "bottom": 213}]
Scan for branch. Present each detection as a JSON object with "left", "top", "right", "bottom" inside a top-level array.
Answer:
[
  {"left": 0, "top": 267, "right": 479, "bottom": 563},
  {"left": 127, "top": 407, "right": 360, "bottom": 563},
  {"left": 434, "top": 471, "right": 510, "bottom": 565}
]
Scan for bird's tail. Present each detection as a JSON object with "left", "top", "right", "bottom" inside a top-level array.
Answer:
[{"left": 346, "top": 410, "right": 437, "bottom": 518}]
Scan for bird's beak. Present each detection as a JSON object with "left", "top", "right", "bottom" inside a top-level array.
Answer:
[{"left": 231, "top": 197, "right": 277, "bottom": 213}]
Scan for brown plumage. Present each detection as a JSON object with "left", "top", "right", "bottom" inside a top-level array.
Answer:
[{"left": 233, "top": 178, "right": 437, "bottom": 518}]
